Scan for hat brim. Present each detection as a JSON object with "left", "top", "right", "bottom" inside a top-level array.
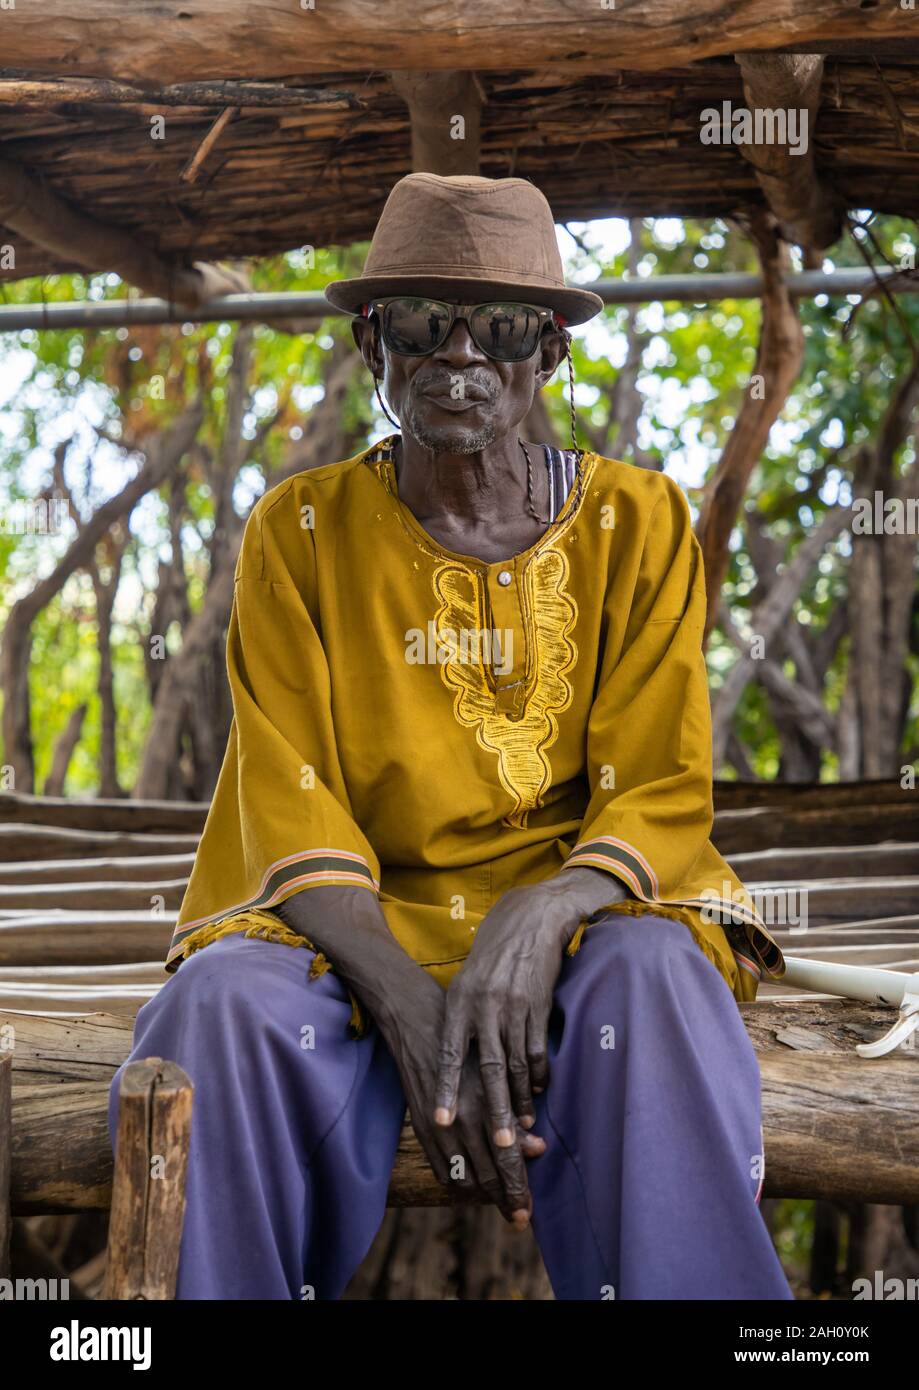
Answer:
[{"left": 324, "top": 273, "right": 603, "bottom": 326}]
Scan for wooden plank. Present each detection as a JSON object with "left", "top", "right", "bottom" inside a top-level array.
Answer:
[
  {"left": 0, "top": 961, "right": 164, "bottom": 1013},
  {"left": 4, "top": 1003, "right": 919, "bottom": 1212},
  {"left": 713, "top": 802, "right": 919, "bottom": 854},
  {"left": 0, "top": 825, "right": 200, "bottom": 861},
  {"left": 0, "top": 985, "right": 159, "bottom": 1015},
  {"left": 727, "top": 842, "right": 919, "bottom": 879},
  {"left": 0, "top": 913, "right": 174, "bottom": 966},
  {"left": 715, "top": 779, "right": 912, "bottom": 811},
  {"left": 0, "top": 792, "right": 208, "bottom": 833},
  {"left": 0, "top": 879, "right": 188, "bottom": 910},
  {"left": 744, "top": 876, "right": 919, "bottom": 924},
  {"left": 0, "top": 853, "right": 196, "bottom": 886},
  {"left": 0, "top": 963, "right": 165, "bottom": 985},
  {"left": 0, "top": 824, "right": 200, "bottom": 862},
  {"left": 103, "top": 1057, "right": 192, "bottom": 1299},
  {"left": 1, "top": 2, "right": 914, "bottom": 81}
]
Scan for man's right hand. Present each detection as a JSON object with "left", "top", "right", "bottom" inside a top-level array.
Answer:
[
  {"left": 377, "top": 968, "right": 545, "bottom": 1227},
  {"left": 273, "top": 886, "right": 543, "bottom": 1225}
]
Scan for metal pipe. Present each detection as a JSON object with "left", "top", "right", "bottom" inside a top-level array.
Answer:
[{"left": 0, "top": 266, "right": 912, "bottom": 332}]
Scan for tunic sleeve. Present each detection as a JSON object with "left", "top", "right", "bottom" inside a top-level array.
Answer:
[
  {"left": 561, "top": 475, "right": 783, "bottom": 985},
  {"left": 166, "top": 496, "right": 379, "bottom": 969}
]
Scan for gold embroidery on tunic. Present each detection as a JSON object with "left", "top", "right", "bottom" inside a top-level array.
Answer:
[{"left": 432, "top": 546, "right": 578, "bottom": 828}]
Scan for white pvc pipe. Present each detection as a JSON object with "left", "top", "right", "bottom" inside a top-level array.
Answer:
[{"left": 782, "top": 955, "right": 919, "bottom": 1007}]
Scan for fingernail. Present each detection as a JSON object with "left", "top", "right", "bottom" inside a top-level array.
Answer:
[
  {"left": 533, "top": 1086, "right": 545, "bottom": 1094},
  {"left": 520, "top": 1115, "right": 535, "bottom": 1129},
  {"left": 434, "top": 1107, "right": 452, "bottom": 1126},
  {"left": 495, "top": 1127, "right": 514, "bottom": 1147}
]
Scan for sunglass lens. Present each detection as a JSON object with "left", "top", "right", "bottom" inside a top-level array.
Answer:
[
  {"left": 470, "top": 303, "right": 544, "bottom": 361},
  {"left": 381, "top": 298, "right": 452, "bottom": 355}
]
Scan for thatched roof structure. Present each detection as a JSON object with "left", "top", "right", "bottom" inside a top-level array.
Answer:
[{"left": 1, "top": 3, "right": 919, "bottom": 290}]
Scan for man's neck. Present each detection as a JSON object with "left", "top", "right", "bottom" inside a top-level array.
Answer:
[
  {"left": 394, "top": 433, "right": 537, "bottom": 528},
  {"left": 389, "top": 433, "right": 552, "bottom": 564}
]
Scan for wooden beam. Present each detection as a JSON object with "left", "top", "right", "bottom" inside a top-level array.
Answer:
[
  {"left": 0, "top": 155, "right": 248, "bottom": 307},
  {"left": 0, "top": 3, "right": 915, "bottom": 81},
  {"left": 733, "top": 52, "right": 845, "bottom": 250},
  {"left": 0, "top": 75, "right": 363, "bottom": 109},
  {"left": 388, "top": 71, "right": 482, "bottom": 175},
  {"left": 103, "top": 1057, "right": 192, "bottom": 1299},
  {"left": 6, "top": 1003, "right": 919, "bottom": 1212}
]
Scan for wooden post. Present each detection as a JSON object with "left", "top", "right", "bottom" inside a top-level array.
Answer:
[
  {"left": 103, "top": 1057, "right": 192, "bottom": 1300},
  {"left": 0, "top": 1053, "right": 11, "bottom": 1280},
  {"left": 733, "top": 52, "right": 844, "bottom": 252},
  {"left": 388, "top": 71, "right": 482, "bottom": 175}
]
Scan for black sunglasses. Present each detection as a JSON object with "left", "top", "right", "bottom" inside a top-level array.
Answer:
[{"left": 362, "top": 297, "right": 563, "bottom": 363}]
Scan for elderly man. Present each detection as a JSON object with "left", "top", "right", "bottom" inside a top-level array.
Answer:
[{"left": 109, "top": 174, "right": 792, "bottom": 1301}]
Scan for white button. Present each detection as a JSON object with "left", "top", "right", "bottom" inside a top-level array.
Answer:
[{"left": 497, "top": 569, "right": 513, "bottom": 587}]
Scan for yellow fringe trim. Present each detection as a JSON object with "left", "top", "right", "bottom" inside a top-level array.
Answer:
[
  {"left": 565, "top": 921, "right": 588, "bottom": 956},
  {"left": 178, "top": 910, "right": 368, "bottom": 1038},
  {"left": 570, "top": 897, "right": 728, "bottom": 978}
]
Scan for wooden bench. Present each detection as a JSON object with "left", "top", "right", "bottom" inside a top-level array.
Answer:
[
  {"left": 3, "top": 998, "right": 919, "bottom": 1295},
  {"left": 2, "top": 782, "right": 919, "bottom": 1296}
]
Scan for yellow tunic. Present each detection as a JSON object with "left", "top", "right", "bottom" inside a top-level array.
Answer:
[{"left": 168, "top": 435, "right": 784, "bottom": 1002}]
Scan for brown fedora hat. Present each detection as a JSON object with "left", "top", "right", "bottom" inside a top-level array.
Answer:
[{"left": 325, "top": 173, "right": 603, "bottom": 327}]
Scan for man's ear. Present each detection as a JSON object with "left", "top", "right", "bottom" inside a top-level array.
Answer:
[
  {"left": 533, "top": 327, "right": 567, "bottom": 389},
  {"left": 352, "top": 316, "right": 384, "bottom": 378}
]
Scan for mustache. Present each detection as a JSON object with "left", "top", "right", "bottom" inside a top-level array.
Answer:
[{"left": 411, "top": 368, "right": 498, "bottom": 401}]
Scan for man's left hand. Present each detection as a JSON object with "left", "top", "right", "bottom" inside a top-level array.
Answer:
[{"left": 433, "top": 866, "right": 628, "bottom": 1147}]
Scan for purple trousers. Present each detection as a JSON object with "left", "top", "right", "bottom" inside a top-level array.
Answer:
[{"left": 108, "top": 912, "right": 793, "bottom": 1300}]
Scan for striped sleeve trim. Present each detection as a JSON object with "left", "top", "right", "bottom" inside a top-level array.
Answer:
[
  {"left": 563, "top": 835, "right": 660, "bottom": 899},
  {"left": 732, "top": 949, "right": 762, "bottom": 982},
  {"left": 562, "top": 834, "right": 782, "bottom": 977},
  {"left": 167, "top": 848, "right": 378, "bottom": 965}
]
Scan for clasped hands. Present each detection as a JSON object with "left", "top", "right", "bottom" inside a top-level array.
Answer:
[
  {"left": 275, "top": 868, "right": 625, "bottom": 1229},
  {"left": 407, "top": 867, "right": 626, "bottom": 1228}
]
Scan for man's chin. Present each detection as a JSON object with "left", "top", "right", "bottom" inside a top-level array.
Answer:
[{"left": 403, "top": 410, "right": 500, "bottom": 456}]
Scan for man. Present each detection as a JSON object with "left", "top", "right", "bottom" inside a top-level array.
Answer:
[{"left": 109, "top": 173, "right": 793, "bottom": 1301}]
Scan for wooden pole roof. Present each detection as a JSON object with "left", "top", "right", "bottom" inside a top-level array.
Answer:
[
  {"left": 3, "top": 1, "right": 918, "bottom": 82},
  {"left": 1, "top": 4, "right": 918, "bottom": 292}
]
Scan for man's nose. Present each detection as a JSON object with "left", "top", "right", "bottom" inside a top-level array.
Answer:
[{"left": 431, "top": 317, "right": 485, "bottom": 366}]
